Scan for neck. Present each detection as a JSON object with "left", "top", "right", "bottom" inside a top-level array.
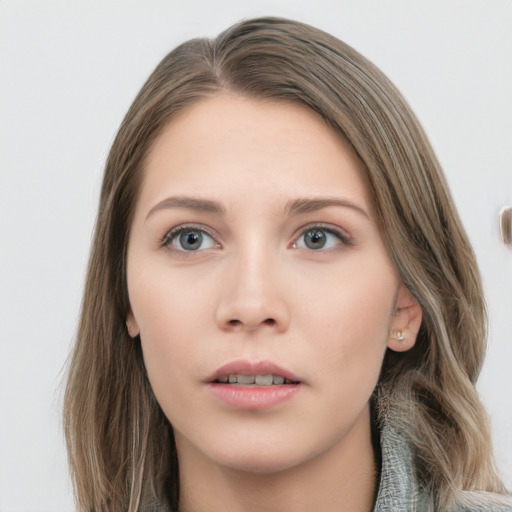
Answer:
[{"left": 177, "top": 409, "right": 378, "bottom": 512}]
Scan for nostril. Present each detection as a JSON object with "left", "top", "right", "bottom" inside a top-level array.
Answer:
[{"left": 226, "top": 318, "right": 276, "bottom": 328}]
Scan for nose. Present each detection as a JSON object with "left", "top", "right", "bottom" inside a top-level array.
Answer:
[{"left": 215, "top": 250, "right": 291, "bottom": 334}]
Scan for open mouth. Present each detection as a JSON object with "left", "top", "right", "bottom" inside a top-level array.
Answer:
[
  {"left": 208, "top": 369, "right": 302, "bottom": 409},
  {"left": 213, "top": 374, "right": 299, "bottom": 386}
]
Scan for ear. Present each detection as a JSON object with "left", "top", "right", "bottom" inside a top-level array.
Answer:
[
  {"left": 126, "top": 310, "right": 140, "bottom": 338},
  {"left": 387, "top": 284, "right": 423, "bottom": 352}
]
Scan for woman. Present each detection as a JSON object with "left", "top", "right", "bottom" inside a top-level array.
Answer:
[{"left": 63, "top": 17, "right": 512, "bottom": 512}]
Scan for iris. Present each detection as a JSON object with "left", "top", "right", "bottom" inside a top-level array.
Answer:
[{"left": 303, "top": 229, "right": 327, "bottom": 250}]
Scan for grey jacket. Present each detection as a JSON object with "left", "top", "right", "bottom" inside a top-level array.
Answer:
[{"left": 375, "top": 421, "right": 512, "bottom": 512}]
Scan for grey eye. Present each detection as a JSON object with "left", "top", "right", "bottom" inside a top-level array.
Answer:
[
  {"left": 165, "top": 228, "right": 217, "bottom": 251},
  {"left": 304, "top": 229, "right": 328, "bottom": 249},
  {"left": 294, "top": 228, "right": 342, "bottom": 250},
  {"left": 179, "top": 231, "right": 204, "bottom": 250}
]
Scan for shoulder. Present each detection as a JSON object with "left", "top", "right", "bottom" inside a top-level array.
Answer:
[{"left": 375, "top": 419, "right": 512, "bottom": 512}]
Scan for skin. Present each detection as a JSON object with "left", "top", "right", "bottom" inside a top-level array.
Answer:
[{"left": 126, "top": 95, "right": 422, "bottom": 512}]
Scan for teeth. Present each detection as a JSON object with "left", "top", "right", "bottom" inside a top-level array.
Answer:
[
  {"left": 237, "top": 375, "right": 255, "bottom": 385},
  {"left": 217, "top": 374, "right": 294, "bottom": 386},
  {"left": 255, "top": 374, "right": 273, "bottom": 386}
]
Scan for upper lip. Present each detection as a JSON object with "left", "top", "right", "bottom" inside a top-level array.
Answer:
[{"left": 206, "top": 359, "right": 302, "bottom": 383}]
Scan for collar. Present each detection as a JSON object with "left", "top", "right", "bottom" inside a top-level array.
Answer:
[{"left": 373, "top": 421, "right": 429, "bottom": 512}]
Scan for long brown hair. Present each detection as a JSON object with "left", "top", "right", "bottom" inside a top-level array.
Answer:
[{"left": 64, "top": 17, "right": 508, "bottom": 511}]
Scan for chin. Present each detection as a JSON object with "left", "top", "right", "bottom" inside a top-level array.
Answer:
[
  {"left": 177, "top": 427, "right": 312, "bottom": 475},
  {"left": 212, "top": 449, "right": 307, "bottom": 475},
  {"left": 206, "top": 429, "right": 333, "bottom": 475}
]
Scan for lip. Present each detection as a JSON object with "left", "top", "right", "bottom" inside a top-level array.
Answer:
[
  {"left": 205, "top": 359, "right": 303, "bottom": 410},
  {"left": 206, "top": 359, "right": 302, "bottom": 384}
]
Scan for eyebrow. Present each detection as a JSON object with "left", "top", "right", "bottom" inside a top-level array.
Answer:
[
  {"left": 285, "top": 197, "right": 370, "bottom": 219},
  {"left": 146, "top": 196, "right": 226, "bottom": 219},
  {"left": 145, "top": 195, "right": 370, "bottom": 220}
]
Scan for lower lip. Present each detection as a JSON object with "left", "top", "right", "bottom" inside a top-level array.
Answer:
[{"left": 206, "top": 383, "right": 301, "bottom": 410}]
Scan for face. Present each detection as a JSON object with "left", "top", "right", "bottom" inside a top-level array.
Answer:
[{"left": 126, "top": 95, "right": 421, "bottom": 474}]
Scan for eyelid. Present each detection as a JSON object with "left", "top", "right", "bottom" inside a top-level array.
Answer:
[
  {"left": 292, "top": 223, "right": 353, "bottom": 249},
  {"left": 159, "top": 222, "right": 352, "bottom": 253},
  {"left": 161, "top": 223, "right": 221, "bottom": 251}
]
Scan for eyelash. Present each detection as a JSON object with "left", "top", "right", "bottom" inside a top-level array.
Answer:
[
  {"left": 160, "top": 223, "right": 353, "bottom": 253},
  {"left": 161, "top": 224, "right": 218, "bottom": 252},
  {"left": 293, "top": 223, "right": 353, "bottom": 250}
]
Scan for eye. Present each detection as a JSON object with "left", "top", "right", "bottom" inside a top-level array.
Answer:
[
  {"left": 162, "top": 226, "right": 219, "bottom": 252},
  {"left": 292, "top": 226, "right": 350, "bottom": 250}
]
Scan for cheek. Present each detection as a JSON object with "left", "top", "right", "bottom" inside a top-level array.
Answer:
[
  {"left": 130, "top": 259, "right": 214, "bottom": 340},
  {"left": 128, "top": 271, "right": 212, "bottom": 402},
  {"left": 294, "top": 255, "right": 396, "bottom": 380},
  {"left": 296, "top": 254, "right": 396, "bottom": 338}
]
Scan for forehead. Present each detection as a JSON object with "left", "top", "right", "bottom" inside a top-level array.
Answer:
[{"left": 138, "top": 94, "right": 372, "bottom": 214}]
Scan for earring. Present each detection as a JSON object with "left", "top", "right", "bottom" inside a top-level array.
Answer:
[{"left": 392, "top": 330, "right": 406, "bottom": 342}]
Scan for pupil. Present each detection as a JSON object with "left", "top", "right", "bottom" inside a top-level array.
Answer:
[
  {"left": 180, "top": 231, "right": 202, "bottom": 250},
  {"left": 305, "top": 230, "right": 326, "bottom": 249}
]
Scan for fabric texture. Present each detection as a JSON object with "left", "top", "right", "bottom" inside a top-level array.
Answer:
[
  {"left": 373, "top": 419, "right": 427, "bottom": 511},
  {"left": 374, "top": 420, "right": 512, "bottom": 512}
]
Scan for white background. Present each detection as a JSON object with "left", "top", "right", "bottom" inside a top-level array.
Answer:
[{"left": 1, "top": 1, "right": 511, "bottom": 510}]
